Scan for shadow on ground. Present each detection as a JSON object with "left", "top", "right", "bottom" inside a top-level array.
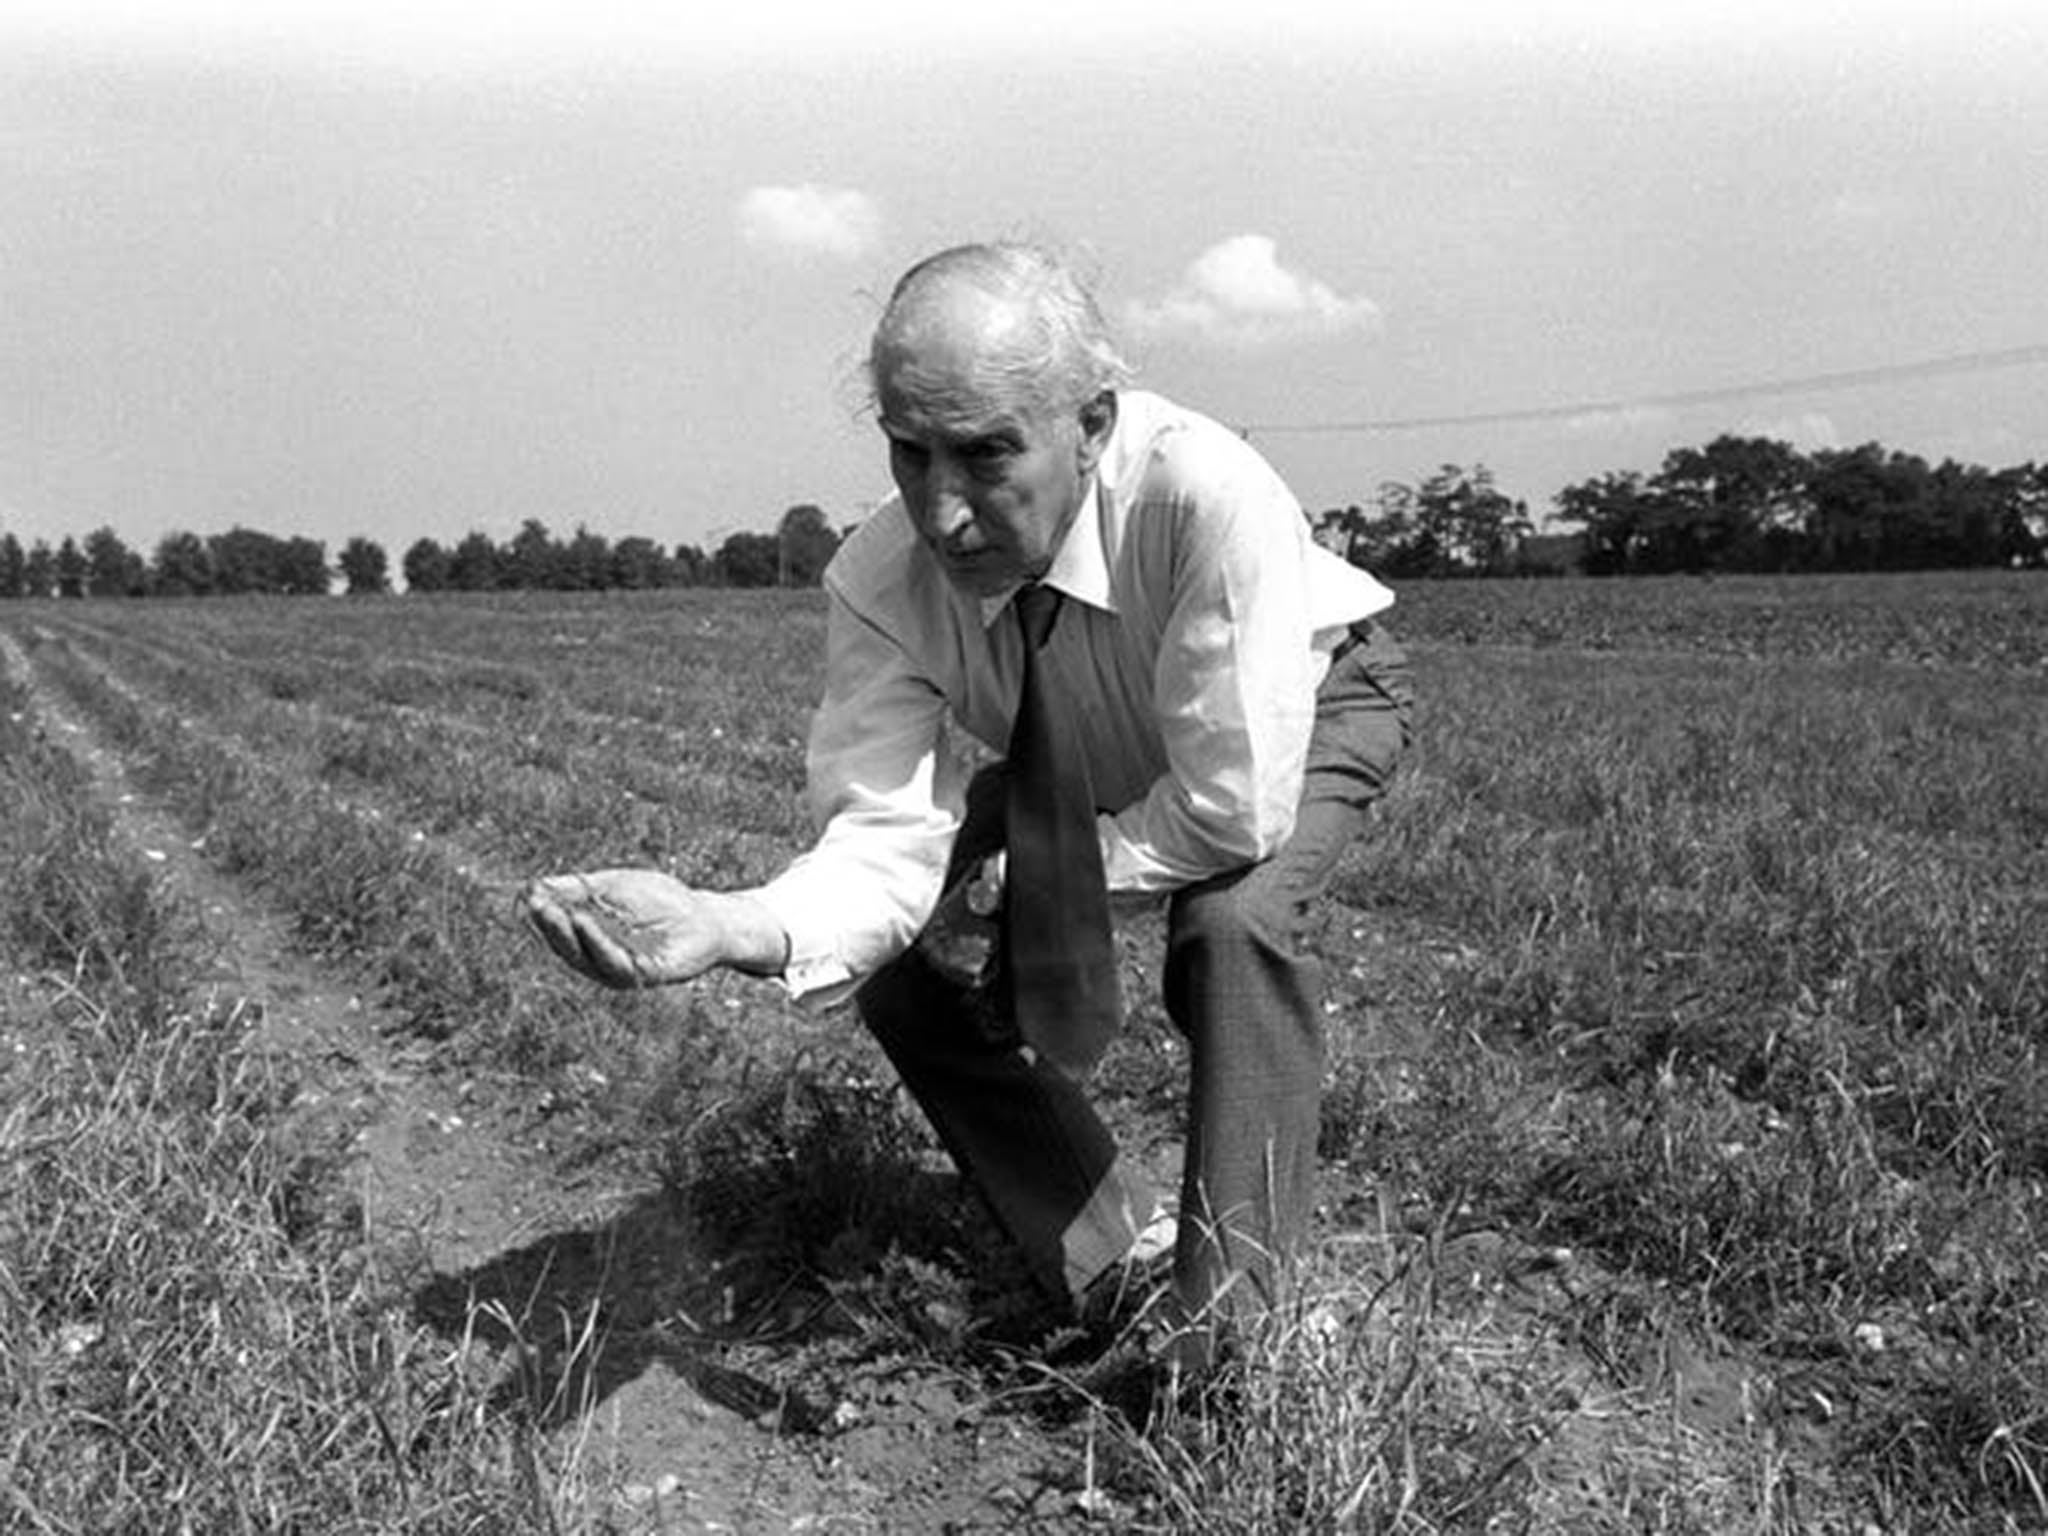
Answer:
[{"left": 410, "top": 1145, "right": 1061, "bottom": 1437}]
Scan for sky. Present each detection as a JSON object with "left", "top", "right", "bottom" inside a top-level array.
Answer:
[{"left": 4, "top": 0, "right": 2048, "bottom": 562}]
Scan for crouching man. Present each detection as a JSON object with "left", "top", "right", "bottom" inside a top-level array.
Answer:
[{"left": 525, "top": 240, "right": 1411, "bottom": 1378}]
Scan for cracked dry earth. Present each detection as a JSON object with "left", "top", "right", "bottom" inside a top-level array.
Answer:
[{"left": 6, "top": 640, "right": 1123, "bottom": 1534}]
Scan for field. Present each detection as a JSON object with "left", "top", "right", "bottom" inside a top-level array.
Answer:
[{"left": 3, "top": 569, "right": 2045, "bottom": 1532}]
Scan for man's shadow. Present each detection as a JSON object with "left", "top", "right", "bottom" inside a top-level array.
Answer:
[{"left": 409, "top": 1074, "right": 1058, "bottom": 1434}]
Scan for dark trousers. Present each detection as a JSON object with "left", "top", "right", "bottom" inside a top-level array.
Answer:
[{"left": 857, "top": 622, "right": 1414, "bottom": 1332}]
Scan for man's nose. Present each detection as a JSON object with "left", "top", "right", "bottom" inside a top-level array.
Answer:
[{"left": 923, "top": 466, "right": 974, "bottom": 540}]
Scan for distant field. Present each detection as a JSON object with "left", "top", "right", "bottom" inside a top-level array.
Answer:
[
  {"left": 4, "top": 568, "right": 2044, "bottom": 1532},
  {"left": 1390, "top": 567, "right": 2048, "bottom": 670}
]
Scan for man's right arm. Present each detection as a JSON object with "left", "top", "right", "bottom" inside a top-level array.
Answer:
[
  {"left": 750, "top": 588, "right": 964, "bottom": 1006},
  {"left": 524, "top": 575, "right": 959, "bottom": 1003}
]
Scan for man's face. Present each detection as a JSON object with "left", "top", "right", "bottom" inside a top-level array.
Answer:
[
  {"left": 872, "top": 290, "right": 1114, "bottom": 599},
  {"left": 878, "top": 388, "right": 1104, "bottom": 598}
]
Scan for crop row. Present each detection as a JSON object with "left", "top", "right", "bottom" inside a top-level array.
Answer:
[
  {"left": 0, "top": 659, "right": 584, "bottom": 1532},
  {"left": 6, "top": 579, "right": 2047, "bottom": 1523},
  {"left": 22, "top": 606, "right": 811, "bottom": 888}
]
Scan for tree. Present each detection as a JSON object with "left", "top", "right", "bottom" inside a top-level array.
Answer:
[
  {"left": 1553, "top": 471, "right": 1655, "bottom": 575},
  {"left": 339, "top": 537, "right": 390, "bottom": 595},
  {"left": 1344, "top": 465, "right": 1531, "bottom": 578},
  {"left": 503, "top": 518, "right": 559, "bottom": 590},
  {"left": 82, "top": 526, "right": 144, "bottom": 596},
  {"left": 1412, "top": 464, "right": 1531, "bottom": 576},
  {"left": 1359, "top": 482, "right": 1432, "bottom": 578},
  {"left": 1650, "top": 436, "right": 1809, "bottom": 572},
  {"left": 278, "top": 536, "right": 329, "bottom": 595},
  {"left": 776, "top": 503, "right": 840, "bottom": 586},
  {"left": 560, "top": 525, "right": 612, "bottom": 591},
  {"left": 1316, "top": 496, "right": 1426, "bottom": 577},
  {"left": 151, "top": 530, "right": 213, "bottom": 595},
  {"left": 446, "top": 530, "right": 501, "bottom": 591},
  {"left": 22, "top": 540, "right": 55, "bottom": 598},
  {"left": 207, "top": 527, "right": 272, "bottom": 593},
  {"left": 1918, "top": 459, "right": 2042, "bottom": 569},
  {"left": 713, "top": 530, "right": 780, "bottom": 588},
  {"left": 610, "top": 535, "right": 671, "bottom": 589},
  {"left": 1555, "top": 438, "right": 2048, "bottom": 574},
  {"left": 1310, "top": 504, "right": 1369, "bottom": 561},
  {"left": 402, "top": 537, "right": 451, "bottom": 593},
  {"left": 1805, "top": 444, "right": 1910, "bottom": 571},
  {"left": 1, "top": 532, "right": 28, "bottom": 598},
  {"left": 1310, "top": 472, "right": 1529, "bottom": 580},
  {"left": 671, "top": 543, "right": 710, "bottom": 586},
  {"left": 2009, "top": 462, "right": 2048, "bottom": 566},
  {"left": 54, "top": 536, "right": 87, "bottom": 598}
]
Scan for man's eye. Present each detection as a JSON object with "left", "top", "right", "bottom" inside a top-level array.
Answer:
[
  {"left": 889, "top": 438, "right": 930, "bottom": 468},
  {"left": 959, "top": 441, "right": 1018, "bottom": 478}
]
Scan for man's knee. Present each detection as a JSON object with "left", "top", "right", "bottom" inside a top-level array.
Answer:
[
  {"left": 1163, "top": 861, "right": 1324, "bottom": 1040},
  {"left": 1170, "top": 860, "right": 1310, "bottom": 961}
]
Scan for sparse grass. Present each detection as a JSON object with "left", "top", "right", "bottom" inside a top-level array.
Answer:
[
  {"left": 0, "top": 680, "right": 598, "bottom": 1533},
  {"left": 4, "top": 572, "right": 2045, "bottom": 1529},
  {"left": 1320, "top": 632, "right": 2048, "bottom": 1530},
  {"left": 1092, "top": 1251, "right": 1773, "bottom": 1533}
]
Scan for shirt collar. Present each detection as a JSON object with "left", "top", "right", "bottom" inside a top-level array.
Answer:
[{"left": 977, "top": 473, "right": 1117, "bottom": 628}]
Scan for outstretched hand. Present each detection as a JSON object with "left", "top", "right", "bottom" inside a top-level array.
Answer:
[{"left": 522, "top": 869, "right": 787, "bottom": 989}]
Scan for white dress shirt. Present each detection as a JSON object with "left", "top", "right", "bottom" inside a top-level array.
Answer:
[{"left": 753, "top": 389, "right": 1395, "bottom": 1005}]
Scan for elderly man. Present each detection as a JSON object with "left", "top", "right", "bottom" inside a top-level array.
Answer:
[{"left": 525, "top": 241, "right": 1410, "bottom": 1374}]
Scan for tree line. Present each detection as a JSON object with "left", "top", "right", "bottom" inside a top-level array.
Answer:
[
  {"left": 7, "top": 434, "right": 2045, "bottom": 599},
  {"left": 1312, "top": 436, "right": 2048, "bottom": 578},
  {"left": 397, "top": 505, "right": 844, "bottom": 593},
  {"left": 0, "top": 525, "right": 336, "bottom": 599},
  {"left": 0, "top": 505, "right": 846, "bottom": 599}
]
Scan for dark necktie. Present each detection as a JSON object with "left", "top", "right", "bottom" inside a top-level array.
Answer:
[{"left": 1003, "top": 584, "right": 1121, "bottom": 1077}]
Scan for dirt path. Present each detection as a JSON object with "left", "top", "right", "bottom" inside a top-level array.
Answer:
[
  {"left": 3, "top": 629, "right": 1117, "bottom": 1532},
  {"left": 2, "top": 629, "right": 567, "bottom": 1271}
]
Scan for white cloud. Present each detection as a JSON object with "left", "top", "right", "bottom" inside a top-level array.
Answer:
[
  {"left": 1124, "top": 235, "right": 1381, "bottom": 349},
  {"left": 735, "top": 184, "right": 880, "bottom": 262}
]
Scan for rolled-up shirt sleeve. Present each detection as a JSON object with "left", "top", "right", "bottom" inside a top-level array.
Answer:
[
  {"left": 1096, "top": 442, "right": 1322, "bottom": 894},
  {"left": 752, "top": 590, "right": 963, "bottom": 1006}
]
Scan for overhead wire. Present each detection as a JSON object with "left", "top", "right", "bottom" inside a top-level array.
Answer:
[{"left": 1237, "top": 342, "right": 2048, "bottom": 438}]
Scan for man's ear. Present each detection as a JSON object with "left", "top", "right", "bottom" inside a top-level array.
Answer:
[{"left": 1075, "top": 389, "right": 1118, "bottom": 474}]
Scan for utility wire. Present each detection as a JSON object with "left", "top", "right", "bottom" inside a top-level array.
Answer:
[{"left": 1238, "top": 342, "right": 2048, "bottom": 438}]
